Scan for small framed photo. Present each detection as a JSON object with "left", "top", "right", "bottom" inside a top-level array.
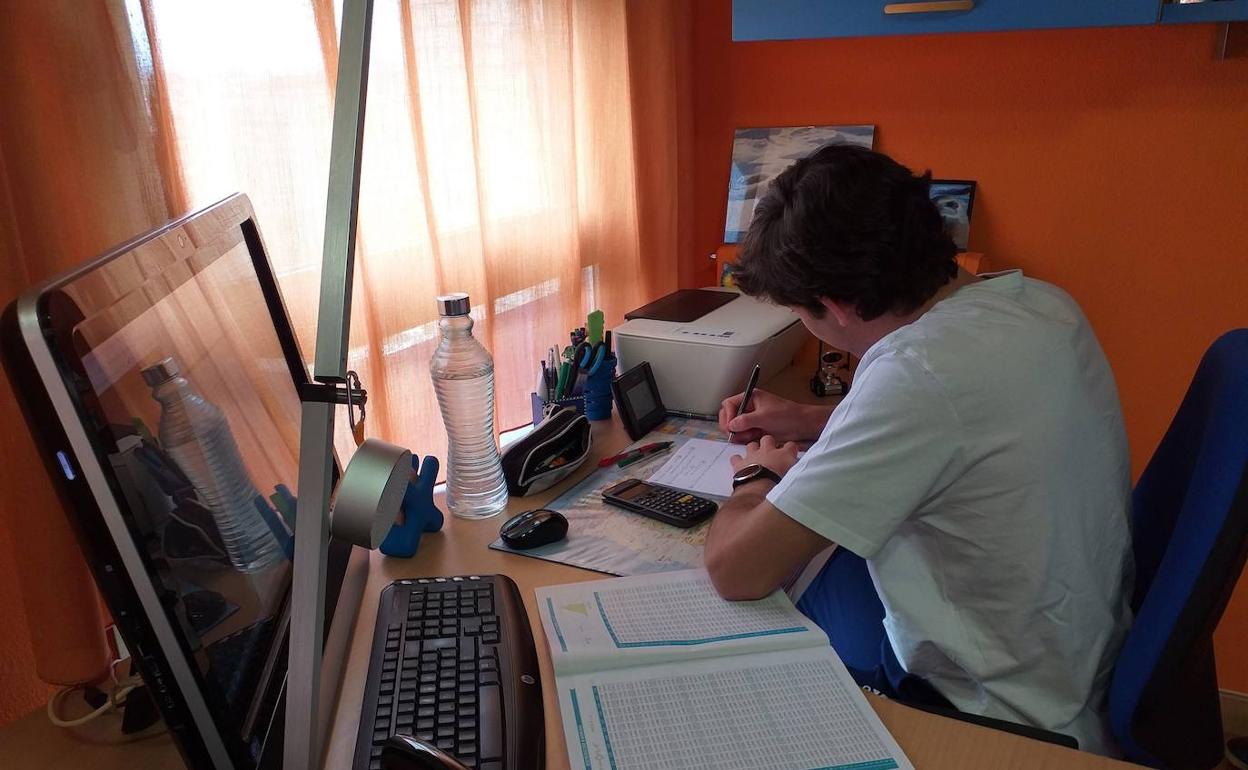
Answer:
[{"left": 929, "top": 179, "right": 977, "bottom": 252}]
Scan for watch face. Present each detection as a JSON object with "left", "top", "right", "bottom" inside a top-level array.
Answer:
[{"left": 733, "top": 463, "right": 763, "bottom": 484}]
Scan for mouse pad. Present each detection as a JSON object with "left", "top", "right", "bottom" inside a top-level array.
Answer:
[{"left": 488, "top": 419, "right": 729, "bottom": 576}]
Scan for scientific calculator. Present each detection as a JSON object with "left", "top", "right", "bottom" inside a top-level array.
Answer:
[{"left": 601, "top": 478, "right": 718, "bottom": 528}]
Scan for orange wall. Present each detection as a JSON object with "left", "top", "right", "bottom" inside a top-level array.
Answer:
[{"left": 689, "top": 2, "right": 1248, "bottom": 691}]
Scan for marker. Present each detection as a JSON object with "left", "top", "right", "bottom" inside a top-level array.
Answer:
[
  {"left": 599, "top": 441, "right": 674, "bottom": 468},
  {"left": 728, "top": 364, "right": 762, "bottom": 442},
  {"left": 618, "top": 443, "right": 673, "bottom": 468}
]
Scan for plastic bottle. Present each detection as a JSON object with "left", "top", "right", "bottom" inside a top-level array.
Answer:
[
  {"left": 143, "top": 357, "right": 282, "bottom": 573},
  {"left": 430, "top": 293, "right": 508, "bottom": 519}
]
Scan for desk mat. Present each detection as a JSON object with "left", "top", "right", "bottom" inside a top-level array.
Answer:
[{"left": 488, "top": 419, "right": 728, "bottom": 576}]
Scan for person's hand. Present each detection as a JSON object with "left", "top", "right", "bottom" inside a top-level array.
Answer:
[
  {"left": 729, "top": 435, "right": 800, "bottom": 480},
  {"left": 718, "top": 388, "right": 823, "bottom": 444}
]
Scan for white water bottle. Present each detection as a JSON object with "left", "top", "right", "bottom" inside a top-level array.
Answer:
[
  {"left": 144, "top": 357, "right": 282, "bottom": 573},
  {"left": 430, "top": 293, "right": 508, "bottom": 519}
]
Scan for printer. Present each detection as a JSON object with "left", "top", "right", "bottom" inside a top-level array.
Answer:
[{"left": 614, "top": 287, "right": 808, "bottom": 417}]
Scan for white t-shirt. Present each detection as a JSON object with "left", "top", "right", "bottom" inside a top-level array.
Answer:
[{"left": 768, "top": 270, "right": 1134, "bottom": 755}]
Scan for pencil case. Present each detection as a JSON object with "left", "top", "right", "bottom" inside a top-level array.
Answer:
[
  {"left": 500, "top": 405, "right": 592, "bottom": 496},
  {"left": 530, "top": 391, "right": 583, "bottom": 426}
]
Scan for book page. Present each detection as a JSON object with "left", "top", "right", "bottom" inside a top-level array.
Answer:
[
  {"left": 556, "top": 646, "right": 913, "bottom": 770},
  {"left": 537, "top": 570, "right": 826, "bottom": 676}
]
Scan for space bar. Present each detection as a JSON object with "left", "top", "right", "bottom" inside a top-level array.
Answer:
[{"left": 478, "top": 685, "right": 503, "bottom": 760}]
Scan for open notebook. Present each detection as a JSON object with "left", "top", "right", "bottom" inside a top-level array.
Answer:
[{"left": 537, "top": 570, "right": 913, "bottom": 770}]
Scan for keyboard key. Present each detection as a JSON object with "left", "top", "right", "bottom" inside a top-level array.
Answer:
[
  {"left": 404, "top": 641, "right": 421, "bottom": 658},
  {"left": 425, "top": 638, "right": 456, "bottom": 650},
  {"left": 478, "top": 685, "right": 502, "bottom": 760}
]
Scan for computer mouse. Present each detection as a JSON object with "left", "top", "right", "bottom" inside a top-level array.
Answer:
[
  {"left": 499, "top": 508, "right": 568, "bottom": 550},
  {"left": 382, "top": 734, "right": 472, "bottom": 770}
]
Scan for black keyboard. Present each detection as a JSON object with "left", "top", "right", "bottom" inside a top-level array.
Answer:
[{"left": 353, "top": 575, "right": 544, "bottom": 770}]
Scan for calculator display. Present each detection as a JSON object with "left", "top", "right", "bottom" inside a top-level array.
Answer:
[{"left": 613, "top": 481, "right": 653, "bottom": 501}]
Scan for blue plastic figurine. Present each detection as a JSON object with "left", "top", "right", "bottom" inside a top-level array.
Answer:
[{"left": 380, "top": 454, "right": 444, "bottom": 557}]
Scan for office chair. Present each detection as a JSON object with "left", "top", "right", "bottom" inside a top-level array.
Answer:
[{"left": 1108, "top": 329, "right": 1248, "bottom": 769}]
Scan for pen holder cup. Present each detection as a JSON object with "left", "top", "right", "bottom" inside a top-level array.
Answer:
[
  {"left": 531, "top": 392, "right": 584, "bottom": 426},
  {"left": 583, "top": 354, "right": 617, "bottom": 421}
]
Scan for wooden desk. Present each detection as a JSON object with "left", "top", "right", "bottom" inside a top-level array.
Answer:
[{"left": 1, "top": 365, "right": 1146, "bottom": 769}]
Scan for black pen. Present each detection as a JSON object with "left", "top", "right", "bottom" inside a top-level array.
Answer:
[{"left": 728, "top": 364, "right": 762, "bottom": 442}]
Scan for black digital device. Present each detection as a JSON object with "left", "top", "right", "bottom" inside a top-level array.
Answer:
[
  {"left": 602, "top": 478, "right": 718, "bottom": 528},
  {"left": 499, "top": 508, "right": 568, "bottom": 550},
  {"left": 1, "top": 195, "right": 361, "bottom": 769},
  {"left": 611, "top": 361, "right": 667, "bottom": 441}
]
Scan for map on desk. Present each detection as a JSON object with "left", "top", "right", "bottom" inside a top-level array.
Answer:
[{"left": 489, "top": 419, "right": 731, "bottom": 576}]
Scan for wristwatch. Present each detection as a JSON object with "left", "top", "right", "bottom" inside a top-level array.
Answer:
[{"left": 731, "top": 463, "right": 783, "bottom": 491}]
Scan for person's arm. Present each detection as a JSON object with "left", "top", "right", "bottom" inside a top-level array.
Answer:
[
  {"left": 717, "top": 389, "right": 835, "bottom": 445},
  {"left": 704, "top": 437, "right": 833, "bottom": 600},
  {"left": 708, "top": 352, "right": 965, "bottom": 601}
]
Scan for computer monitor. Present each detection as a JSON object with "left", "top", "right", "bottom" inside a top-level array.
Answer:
[{"left": 1, "top": 195, "right": 365, "bottom": 769}]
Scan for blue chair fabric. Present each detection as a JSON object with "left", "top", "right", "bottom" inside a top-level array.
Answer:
[{"left": 1109, "top": 329, "right": 1248, "bottom": 769}]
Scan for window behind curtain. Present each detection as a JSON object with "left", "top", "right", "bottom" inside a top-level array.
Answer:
[{"left": 141, "top": 0, "right": 664, "bottom": 460}]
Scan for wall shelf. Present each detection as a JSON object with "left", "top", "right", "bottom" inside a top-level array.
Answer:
[{"left": 1160, "top": 1, "right": 1248, "bottom": 23}]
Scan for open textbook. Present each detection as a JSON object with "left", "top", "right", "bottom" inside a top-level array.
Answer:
[{"left": 537, "top": 570, "right": 913, "bottom": 770}]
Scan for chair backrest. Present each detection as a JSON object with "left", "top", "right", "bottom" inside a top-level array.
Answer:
[{"left": 1109, "top": 329, "right": 1248, "bottom": 769}]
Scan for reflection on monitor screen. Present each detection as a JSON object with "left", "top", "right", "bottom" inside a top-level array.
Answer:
[{"left": 55, "top": 232, "right": 300, "bottom": 752}]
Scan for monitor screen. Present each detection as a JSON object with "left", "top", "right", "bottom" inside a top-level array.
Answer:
[{"left": 34, "top": 197, "right": 325, "bottom": 765}]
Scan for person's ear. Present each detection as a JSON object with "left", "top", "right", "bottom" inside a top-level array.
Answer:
[{"left": 819, "top": 297, "right": 854, "bottom": 327}]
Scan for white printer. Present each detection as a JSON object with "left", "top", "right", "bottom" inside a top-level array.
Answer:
[{"left": 614, "top": 287, "right": 808, "bottom": 417}]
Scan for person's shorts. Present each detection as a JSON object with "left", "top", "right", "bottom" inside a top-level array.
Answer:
[{"left": 795, "top": 547, "right": 952, "bottom": 708}]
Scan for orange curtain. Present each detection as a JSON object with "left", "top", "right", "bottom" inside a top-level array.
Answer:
[
  {"left": 0, "top": 0, "right": 178, "bottom": 721},
  {"left": 0, "top": 0, "right": 689, "bottom": 723},
  {"left": 142, "top": 0, "right": 687, "bottom": 458}
]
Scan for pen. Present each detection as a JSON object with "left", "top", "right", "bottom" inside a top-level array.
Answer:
[
  {"left": 728, "top": 364, "right": 762, "bottom": 442},
  {"left": 617, "top": 443, "right": 673, "bottom": 468},
  {"left": 598, "top": 441, "right": 672, "bottom": 468}
]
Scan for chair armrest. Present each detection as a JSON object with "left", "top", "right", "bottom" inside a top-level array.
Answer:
[{"left": 906, "top": 702, "right": 1079, "bottom": 750}]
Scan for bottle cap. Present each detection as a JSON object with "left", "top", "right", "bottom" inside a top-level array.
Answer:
[
  {"left": 141, "top": 356, "right": 180, "bottom": 387},
  {"left": 435, "top": 293, "right": 471, "bottom": 317}
]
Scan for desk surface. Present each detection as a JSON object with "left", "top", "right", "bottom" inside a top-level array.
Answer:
[{"left": 0, "top": 365, "right": 1146, "bottom": 770}]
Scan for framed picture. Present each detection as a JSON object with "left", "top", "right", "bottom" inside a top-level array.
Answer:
[
  {"left": 929, "top": 179, "right": 977, "bottom": 252},
  {"left": 724, "top": 125, "right": 876, "bottom": 244}
]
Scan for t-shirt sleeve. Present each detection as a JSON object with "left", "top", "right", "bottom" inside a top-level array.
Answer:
[{"left": 767, "top": 350, "right": 964, "bottom": 559}]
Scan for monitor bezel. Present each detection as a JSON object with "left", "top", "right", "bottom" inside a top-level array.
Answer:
[{"left": 1, "top": 194, "right": 358, "bottom": 769}]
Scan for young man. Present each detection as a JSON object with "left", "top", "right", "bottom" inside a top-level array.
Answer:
[{"left": 705, "top": 144, "right": 1133, "bottom": 755}]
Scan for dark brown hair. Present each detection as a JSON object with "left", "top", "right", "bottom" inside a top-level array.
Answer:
[{"left": 733, "top": 144, "right": 957, "bottom": 321}]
